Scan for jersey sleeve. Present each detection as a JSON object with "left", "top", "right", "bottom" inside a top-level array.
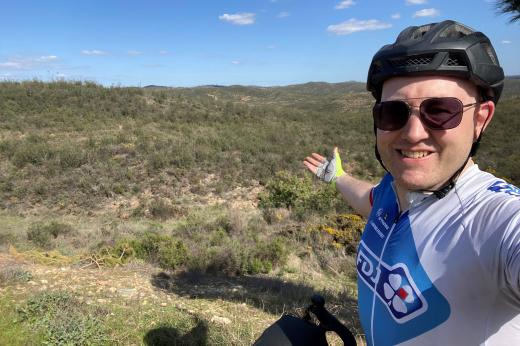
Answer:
[{"left": 499, "top": 210, "right": 520, "bottom": 303}]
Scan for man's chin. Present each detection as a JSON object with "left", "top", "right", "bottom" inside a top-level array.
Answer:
[{"left": 393, "top": 176, "right": 438, "bottom": 193}]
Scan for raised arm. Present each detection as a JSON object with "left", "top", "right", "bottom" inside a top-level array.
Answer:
[{"left": 303, "top": 147, "right": 374, "bottom": 218}]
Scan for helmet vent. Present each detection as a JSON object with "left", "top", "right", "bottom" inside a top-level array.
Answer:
[
  {"left": 439, "top": 23, "right": 474, "bottom": 39},
  {"left": 390, "top": 54, "right": 434, "bottom": 68},
  {"left": 411, "top": 25, "right": 432, "bottom": 40},
  {"left": 445, "top": 58, "right": 459, "bottom": 66},
  {"left": 445, "top": 53, "right": 466, "bottom": 67}
]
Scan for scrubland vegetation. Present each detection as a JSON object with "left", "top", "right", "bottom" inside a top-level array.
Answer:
[{"left": 0, "top": 79, "right": 518, "bottom": 345}]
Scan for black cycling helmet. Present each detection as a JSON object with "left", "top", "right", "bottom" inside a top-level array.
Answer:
[{"left": 367, "top": 20, "right": 504, "bottom": 104}]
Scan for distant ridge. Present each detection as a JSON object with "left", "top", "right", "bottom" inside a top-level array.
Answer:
[
  {"left": 141, "top": 81, "right": 367, "bottom": 95},
  {"left": 142, "top": 78, "right": 519, "bottom": 94},
  {"left": 143, "top": 85, "right": 170, "bottom": 89}
]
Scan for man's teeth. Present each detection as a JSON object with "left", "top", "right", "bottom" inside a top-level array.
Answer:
[{"left": 400, "top": 150, "right": 430, "bottom": 158}]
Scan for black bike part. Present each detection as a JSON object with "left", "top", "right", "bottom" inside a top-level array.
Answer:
[
  {"left": 252, "top": 314, "right": 328, "bottom": 346},
  {"left": 309, "top": 294, "right": 357, "bottom": 346}
]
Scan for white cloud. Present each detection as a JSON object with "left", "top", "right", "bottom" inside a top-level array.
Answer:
[
  {"left": 413, "top": 8, "right": 440, "bottom": 17},
  {"left": 267, "top": 45, "right": 276, "bottom": 49},
  {"left": 502, "top": 40, "right": 512, "bottom": 44},
  {"left": 159, "top": 50, "right": 169, "bottom": 55},
  {"left": 327, "top": 19, "right": 392, "bottom": 35},
  {"left": 81, "top": 50, "right": 109, "bottom": 56},
  {"left": 231, "top": 60, "right": 241, "bottom": 65},
  {"left": 0, "top": 55, "right": 60, "bottom": 70},
  {"left": 219, "top": 13, "right": 255, "bottom": 25},
  {"left": 391, "top": 13, "right": 401, "bottom": 19},
  {"left": 277, "top": 12, "right": 290, "bottom": 18},
  {"left": 406, "top": 0, "right": 427, "bottom": 4},
  {"left": 0, "top": 61, "right": 23, "bottom": 69},
  {"left": 335, "top": 0, "right": 356, "bottom": 9},
  {"left": 36, "top": 55, "right": 58, "bottom": 62},
  {"left": 127, "top": 50, "right": 143, "bottom": 56}
]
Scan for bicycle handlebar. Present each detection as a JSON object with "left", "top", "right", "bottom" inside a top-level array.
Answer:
[{"left": 307, "top": 294, "right": 357, "bottom": 346}]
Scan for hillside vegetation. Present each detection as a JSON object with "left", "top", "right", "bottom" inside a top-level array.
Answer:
[{"left": 0, "top": 79, "right": 518, "bottom": 345}]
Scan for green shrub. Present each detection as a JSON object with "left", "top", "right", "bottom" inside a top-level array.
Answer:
[
  {"left": 27, "top": 221, "right": 74, "bottom": 249},
  {"left": 259, "top": 171, "right": 344, "bottom": 221},
  {"left": 0, "top": 266, "right": 32, "bottom": 286},
  {"left": 148, "top": 198, "right": 179, "bottom": 220},
  {"left": 245, "top": 237, "right": 289, "bottom": 274},
  {"left": 55, "top": 145, "right": 87, "bottom": 169},
  {"left": 186, "top": 233, "right": 288, "bottom": 276},
  {"left": 258, "top": 171, "right": 312, "bottom": 209},
  {"left": 17, "top": 291, "right": 109, "bottom": 345},
  {"left": 131, "top": 232, "right": 187, "bottom": 270},
  {"left": 11, "top": 140, "right": 54, "bottom": 167}
]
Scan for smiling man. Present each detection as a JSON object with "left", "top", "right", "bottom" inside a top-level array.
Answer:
[{"left": 304, "top": 20, "right": 520, "bottom": 345}]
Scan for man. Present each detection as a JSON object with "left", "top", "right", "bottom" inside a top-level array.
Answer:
[{"left": 304, "top": 20, "right": 520, "bottom": 345}]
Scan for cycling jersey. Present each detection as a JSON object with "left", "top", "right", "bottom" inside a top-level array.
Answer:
[{"left": 357, "top": 165, "right": 520, "bottom": 345}]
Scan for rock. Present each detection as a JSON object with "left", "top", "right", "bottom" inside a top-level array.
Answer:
[
  {"left": 211, "top": 316, "right": 231, "bottom": 325},
  {"left": 118, "top": 288, "right": 137, "bottom": 298}
]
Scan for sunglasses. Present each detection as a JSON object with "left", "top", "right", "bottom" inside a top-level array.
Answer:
[{"left": 373, "top": 97, "right": 480, "bottom": 131}]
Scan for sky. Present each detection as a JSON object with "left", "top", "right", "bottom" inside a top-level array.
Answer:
[{"left": 1, "top": 0, "right": 519, "bottom": 87}]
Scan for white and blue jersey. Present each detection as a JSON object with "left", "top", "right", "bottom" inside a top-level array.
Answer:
[{"left": 357, "top": 165, "right": 520, "bottom": 345}]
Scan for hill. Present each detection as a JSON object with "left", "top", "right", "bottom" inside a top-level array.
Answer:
[{"left": 0, "top": 79, "right": 518, "bottom": 344}]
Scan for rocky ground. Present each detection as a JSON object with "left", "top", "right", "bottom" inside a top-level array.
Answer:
[{"left": 0, "top": 252, "right": 362, "bottom": 345}]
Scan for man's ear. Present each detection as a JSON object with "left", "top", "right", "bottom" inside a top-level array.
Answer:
[{"left": 475, "top": 100, "right": 495, "bottom": 139}]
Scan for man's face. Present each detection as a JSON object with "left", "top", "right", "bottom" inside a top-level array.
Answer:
[{"left": 377, "top": 76, "right": 493, "bottom": 193}]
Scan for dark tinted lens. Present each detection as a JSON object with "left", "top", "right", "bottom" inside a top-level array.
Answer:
[
  {"left": 373, "top": 101, "right": 410, "bottom": 131},
  {"left": 420, "top": 97, "right": 463, "bottom": 130}
]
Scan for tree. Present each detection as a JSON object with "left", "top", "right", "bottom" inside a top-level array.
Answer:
[{"left": 496, "top": 0, "right": 520, "bottom": 22}]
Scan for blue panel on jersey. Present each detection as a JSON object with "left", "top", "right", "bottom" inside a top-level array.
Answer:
[{"left": 357, "top": 174, "right": 451, "bottom": 345}]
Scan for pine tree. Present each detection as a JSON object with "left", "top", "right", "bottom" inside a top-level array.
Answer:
[{"left": 496, "top": 0, "right": 520, "bottom": 22}]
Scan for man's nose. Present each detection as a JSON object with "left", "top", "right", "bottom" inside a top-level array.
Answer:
[{"left": 400, "top": 111, "right": 430, "bottom": 142}]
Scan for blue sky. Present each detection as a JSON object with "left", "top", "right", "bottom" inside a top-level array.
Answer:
[{"left": 1, "top": 0, "right": 519, "bottom": 87}]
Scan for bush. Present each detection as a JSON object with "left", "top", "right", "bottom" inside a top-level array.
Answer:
[
  {"left": 131, "top": 232, "right": 188, "bottom": 270},
  {"left": 55, "top": 145, "right": 87, "bottom": 169},
  {"left": 148, "top": 198, "right": 179, "bottom": 220},
  {"left": 11, "top": 140, "right": 54, "bottom": 167},
  {"left": 258, "top": 171, "right": 344, "bottom": 221},
  {"left": 186, "top": 233, "right": 289, "bottom": 276},
  {"left": 0, "top": 266, "right": 32, "bottom": 286},
  {"left": 246, "top": 237, "right": 289, "bottom": 274},
  {"left": 258, "top": 171, "right": 312, "bottom": 210},
  {"left": 319, "top": 213, "right": 365, "bottom": 255},
  {"left": 17, "top": 291, "right": 109, "bottom": 345},
  {"left": 27, "top": 221, "right": 74, "bottom": 249}
]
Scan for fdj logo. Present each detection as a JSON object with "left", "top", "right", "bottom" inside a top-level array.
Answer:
[
  {"left": 488, "top": 181, "right": 520, "bottom": 197},
  {"left": 357, "top": 242, "right": 428, "bottom": 323}
]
